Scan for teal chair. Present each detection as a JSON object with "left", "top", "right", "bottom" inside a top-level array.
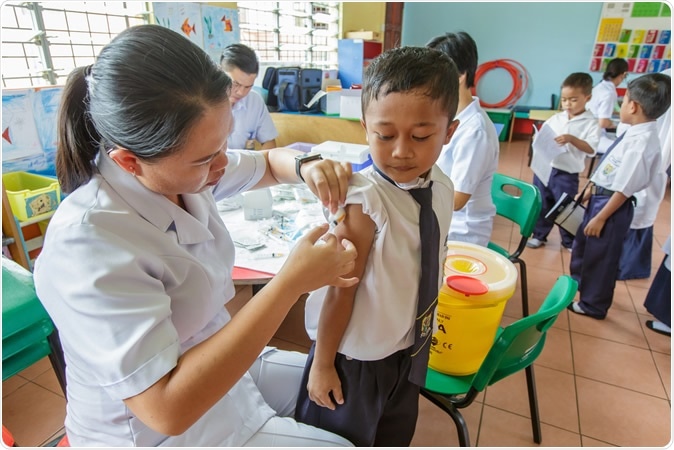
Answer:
[
  {"left": 488, "top": 173, "right": 542, "bottom": 317},
  {"left": 2, "top": 257, "right": 66, "bottom": 394},
  {"left": 421, "top": 275, "right": 577, "bottom": 446}
]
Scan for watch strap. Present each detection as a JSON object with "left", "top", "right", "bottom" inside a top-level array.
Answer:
[{"left": 295, "top": 153, "right": 323, "bottom": 182}]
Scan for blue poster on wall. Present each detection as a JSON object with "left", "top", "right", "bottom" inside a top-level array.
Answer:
[
  {"left": 2, "top": 87, "right": 63, "bottom": 176},
  {"left": 153, "top": 3, "right": 240, "bottom": 65},
  {"left": 202, "top": 5, "right": 240, "bottom": 64}
]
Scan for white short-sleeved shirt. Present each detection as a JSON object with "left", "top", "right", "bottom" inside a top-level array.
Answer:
[
  {"left": 591, "top": 121, "right": 661, "bottom": 198},
  {"left": 588, "top": 79, "right": 618, "bottom": 120},
  {"left": 437, "top": 97, "right": 498, "bottom": 246},
  {"left": 33, "top": 150, "right": 275, "bottom": 446},
  {"left": 228, "top": 90, "right": 278, "bottom": 149},
  {"left": 305, "top": 166, "right": 454, "bottom": 360},
  {"left": 544, "top": 109, "right": 600, "bottom": 173}
]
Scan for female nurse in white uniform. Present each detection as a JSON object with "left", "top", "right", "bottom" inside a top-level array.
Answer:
[{"left": 33, "top": 25, "right": 358, "bottom": 447}]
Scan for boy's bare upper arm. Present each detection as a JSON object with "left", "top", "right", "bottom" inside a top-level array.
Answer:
[{"left": 331, "top": 203, "right": 376, "bottom": 284}]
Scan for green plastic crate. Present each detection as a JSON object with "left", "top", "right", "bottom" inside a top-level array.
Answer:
[{"left": 2, "top": 258, "right": 54, "bottom": 380}]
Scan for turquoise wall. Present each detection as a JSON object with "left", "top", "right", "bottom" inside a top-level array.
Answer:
[{"left": 402, "top": 2, "right": 607, "bottom": 108}]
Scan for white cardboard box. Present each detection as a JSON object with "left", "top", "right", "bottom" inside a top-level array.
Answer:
[
  {"left": 321, "top": 91, "right": 341, "bottom": 115},
  {"left": 339, "top": 89, "right": 362, "bottom": 120}
]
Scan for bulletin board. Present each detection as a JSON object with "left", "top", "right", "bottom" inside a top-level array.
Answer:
[
  {"left": 153, "top": 2, "right": 240, "bottom": 64},
  {"left": 590, "top": 2, "right": 671, "bottom": 74}
]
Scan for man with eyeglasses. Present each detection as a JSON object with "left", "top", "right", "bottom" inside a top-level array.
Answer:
[{"left": 220, "top": 44, "right": 278, "bottom": 150}]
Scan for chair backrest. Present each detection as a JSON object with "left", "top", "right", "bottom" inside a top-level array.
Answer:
[
  {"left": 491, "top": 173, "right": 542, "bottom": 238},
  {"left": 470, "top": 275, "right": 577, "bottom": 392}
]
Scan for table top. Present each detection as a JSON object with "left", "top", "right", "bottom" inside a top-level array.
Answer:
[{"left": 218, "top": 185, "right": 326, "bottom": 283}]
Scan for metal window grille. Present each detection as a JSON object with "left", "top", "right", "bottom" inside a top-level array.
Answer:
[
  {"left": 238, "top": 2, "right": 339, "bottom": 69},
  {"left": 1, "top": 1, "right": 149, "bottom": 88}
]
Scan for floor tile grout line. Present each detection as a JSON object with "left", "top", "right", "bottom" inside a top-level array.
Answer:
[{"left": 572, "top": 372, "right": 670, "bottom": 400}]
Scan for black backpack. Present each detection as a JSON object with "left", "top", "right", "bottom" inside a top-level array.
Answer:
[{"left": 262, "top": 66, "right": 322, "bottom": 113}]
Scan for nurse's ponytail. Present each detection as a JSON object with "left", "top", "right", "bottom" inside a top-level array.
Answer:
[{"left": 56, "top": 65, "right": 102, "bottom": 194}]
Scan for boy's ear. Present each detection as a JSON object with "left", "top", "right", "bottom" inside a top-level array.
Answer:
[{"left": 444, "top": 119, "right": 460, "bottom": 145}]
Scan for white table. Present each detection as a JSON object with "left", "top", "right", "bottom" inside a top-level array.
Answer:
[{"left": 218, "top": 185, "right": 326, "bottom": 284}]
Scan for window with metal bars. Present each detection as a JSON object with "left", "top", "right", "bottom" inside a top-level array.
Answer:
[
  {"left": 238, "top": 2, "right": 339, "bottom": 69},
  {"left": 1, "top": 1, "right": 149, "bottom": 88}
]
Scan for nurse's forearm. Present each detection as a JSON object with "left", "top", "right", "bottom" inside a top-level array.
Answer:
[{"left": 123, "top": 275, "right": 307, "bottom": 436}]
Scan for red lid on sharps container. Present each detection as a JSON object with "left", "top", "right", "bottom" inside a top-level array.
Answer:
[{"left": 446, "top": 275, "right": 489, "bottom": 296}]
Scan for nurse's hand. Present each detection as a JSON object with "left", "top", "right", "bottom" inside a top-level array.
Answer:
[
  {"left": 302, "top": 160, "right": 352, "bottom": 214},
  {"left": 279, "top": 224, "right": 358, "bottom": 292}
]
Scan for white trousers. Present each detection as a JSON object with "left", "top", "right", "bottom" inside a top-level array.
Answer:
[{"left": 243, "top": 347, "right": 353, "bottom": 447}]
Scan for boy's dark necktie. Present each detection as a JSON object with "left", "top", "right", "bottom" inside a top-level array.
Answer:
[{"left": 408, "top": 183, "right": 440, "bottom": 386}]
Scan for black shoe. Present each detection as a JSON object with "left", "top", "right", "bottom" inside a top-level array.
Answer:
[{"left": 646, "top": 320, "right": 671, "bottom": 337}]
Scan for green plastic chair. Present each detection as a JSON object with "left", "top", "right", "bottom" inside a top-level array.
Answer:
[
  {"left": 488, "top": 173, "right": 542, "bottom": 317},
  {"left": 421, "top": 275, "right": 577, "bottom": 446},
  {"left": 2, "top": 257, "right": 66, "bottom": 394}
]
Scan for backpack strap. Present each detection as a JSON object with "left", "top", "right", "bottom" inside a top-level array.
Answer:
[{"left": 277, "top": 81, "right": 290, "bottom": 111}]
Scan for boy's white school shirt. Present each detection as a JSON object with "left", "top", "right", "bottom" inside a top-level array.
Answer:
[
  {"left": 588, "top": 79, "right": 619, "bottom": 120},
  {"left": 545, "top": 109, "right": 600, "bottom": 174},
  {"left": 437, "top": 96, "right": 499, "bottom": 246},
  {"left": 34, "top": 150, "right": 277, "bottom": 446},
  {"left": 304, "top": 166, "right": 454, "bottom": 361},
  {"left": 591, "top": 121, "right": 661, "bottom": 198}
]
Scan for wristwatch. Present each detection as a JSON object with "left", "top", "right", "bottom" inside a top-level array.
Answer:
[{"left": 295, "top": 153, "right": 323, "bottom": 182}]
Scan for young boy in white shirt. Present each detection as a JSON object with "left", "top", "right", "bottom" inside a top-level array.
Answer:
[
  {"left": 527, "top": 73, "right": 600, "bottom": 251},
  {"left": 295, "top": 46, "right": 460, "bottom": 446},
  {"left": 427, "top": 31, "right": 499, "bottom": 247},
  {"left": 568, "top": 72, "right": 671, "bottom": 320}
]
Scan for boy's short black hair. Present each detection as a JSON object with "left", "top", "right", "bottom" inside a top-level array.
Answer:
[
  {"left": 361, "top": 46, "right": 459, "bottom": 121},
  {"left": 220, "top": 43, "right": 259, "bottom": 75},
  {"left": 626, "top": 73, "right": 671, "bottom": 120},
  {"left": 426, "top": 31, "right": 478, "bottom": 88},
  {"left": 562, "top": 72, "right": 593, "bottom": 96}
]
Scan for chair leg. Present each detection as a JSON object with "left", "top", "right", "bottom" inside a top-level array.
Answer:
[
  {"left": 517, "top": 258, "right": 530, "bottom": 317},
  {"left": 420, "top": 390, "right": 471, "bottom": 446},
  {"left": 525, "top": 365, "right": 542, "bottom": 444}
]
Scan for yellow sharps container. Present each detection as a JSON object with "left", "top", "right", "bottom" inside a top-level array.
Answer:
[{"left": 429, "top": 241, "right": 518, "bottom": 376}]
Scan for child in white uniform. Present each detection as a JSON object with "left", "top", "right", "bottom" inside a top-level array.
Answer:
[
  {"left": 33, "top": 25, "right": 358, "bottom": 447},
  {"left": 295, "top": 47, "right": 459, "bottom": 446},
  {"left": 587, "top": 58, "right": 628, "bottom": 153},
  {"left": 568, "top": 72, "right": 671, "bottom": 320},
  {"left": 617, "top": 68, "right": 672, "bottom": 280},
  {"left": 427, "top": 31, "right": 499, "bottom": 247},
  {"left": 527, "top": 73, "right": 600, "bottom": 251}
]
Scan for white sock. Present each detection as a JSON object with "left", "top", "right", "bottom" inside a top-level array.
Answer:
[
  {"left": 571, "top": 303, "right": 586, "bottom": 314},
  {"left": 651, "top": 321, "right": 671, "bottom": 333}
]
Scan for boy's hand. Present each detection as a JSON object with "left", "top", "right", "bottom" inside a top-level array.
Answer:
[
  {"left": 584, "top": 216, "right": 606, "bottom": 237},
  {"left": 307, "top": 363, "right": 344, "bottom": 410},
  {"left": 554, "top": 134, "right": 573, "bottom": 145}
]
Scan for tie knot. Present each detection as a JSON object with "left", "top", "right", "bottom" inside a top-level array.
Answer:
[{"left": 409, "top": 183, "right": 433, "bottom": 206}]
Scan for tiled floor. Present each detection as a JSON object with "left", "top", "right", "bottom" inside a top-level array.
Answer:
[{"left": 2, "top": 139, "right": 671, "bottom": 447}]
